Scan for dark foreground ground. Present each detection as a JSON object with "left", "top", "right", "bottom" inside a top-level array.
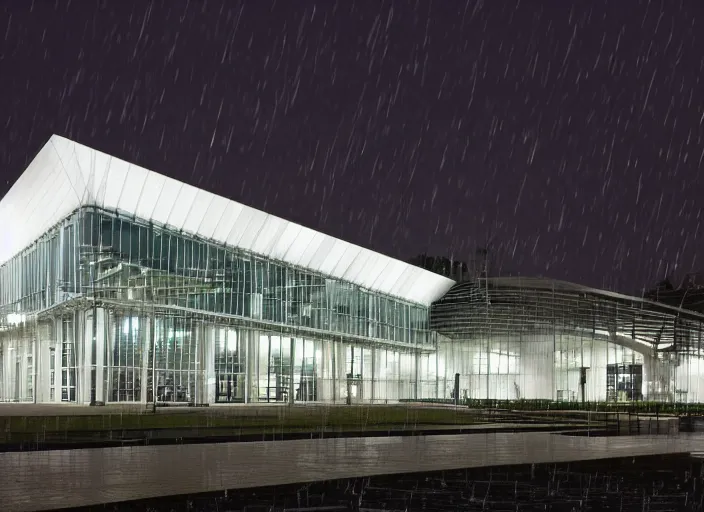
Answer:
[
  {"left": 0, "top": 403, "right": 620, "bottom": 451},
  {"left": 67, "top": 453, "right": 703, "bottom": 511}
]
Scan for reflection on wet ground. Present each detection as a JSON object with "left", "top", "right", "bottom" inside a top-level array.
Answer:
[
  {"left": 71, "top": 453, "right": 704, "bottom": 511},
  {"left": 2, "top": 432, "right": 703, "bottom": 511}
]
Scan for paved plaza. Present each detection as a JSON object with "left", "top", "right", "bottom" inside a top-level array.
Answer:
[{"left": 1, "top": 431, "right": 703, "bottom": 511}]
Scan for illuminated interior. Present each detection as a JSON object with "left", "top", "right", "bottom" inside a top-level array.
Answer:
[{"left": 2, "top": 137, "right": 704, "bottom": 405}]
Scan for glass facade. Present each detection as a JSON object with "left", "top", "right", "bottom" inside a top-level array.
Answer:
[
  {"left": 0, "top": 206, "right": 433, "bottom": 404},
  {"left": 73, "top": 208, "right": 430, "bottom": 345},
  {"left": 4, "top": 206, "right": 704, "bottom": 406},
  {"left": 431, "top": 280, "right": 704, "bottom": 403}
]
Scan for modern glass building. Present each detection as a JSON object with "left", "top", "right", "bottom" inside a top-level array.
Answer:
[
  {"left": 3, "top": 137, "right": 704, "bottom": 406},
  {"left": 431, "top": 277, "right": 704, "bottom": 403},
  {"left": 0, "top": 135, "right": 455, "bottom": 404}
]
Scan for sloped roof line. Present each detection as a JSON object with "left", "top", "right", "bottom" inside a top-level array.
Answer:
[{"left": 0, "top": 135, "right": 455, "bottom": 306}]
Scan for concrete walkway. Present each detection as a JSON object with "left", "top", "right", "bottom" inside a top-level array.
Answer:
[{"left": 2, "top": 431, "right": 703, "bottom": 511}]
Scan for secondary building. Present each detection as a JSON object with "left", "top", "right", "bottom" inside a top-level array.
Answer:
[{"left": 431, "top": 277, "right": 704, "bottom": 403}]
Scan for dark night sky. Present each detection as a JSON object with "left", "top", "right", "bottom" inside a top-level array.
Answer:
[{"left": 1, "top": 0, "right": 703, "bottom": 295}]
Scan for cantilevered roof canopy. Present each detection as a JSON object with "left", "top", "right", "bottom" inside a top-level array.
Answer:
[{"left": 0, "top": 135, "right": 455, "bottom": 306}]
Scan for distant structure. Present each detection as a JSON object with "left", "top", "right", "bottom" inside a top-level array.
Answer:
[
  {"left": 407, "top": 254, "right": 471, "bottom": 282},
  {"left": 408, "top": 246, "right": 494, "bottom": 283},
  {"left": 432, "top": 277, "right": 704, "bottom": 404},
  {"left": 643, "top": 274, "right": 704, "bottom": 314}
]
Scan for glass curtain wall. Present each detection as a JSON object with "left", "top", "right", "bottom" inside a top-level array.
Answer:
[
  {"left": 0, "top": 213, "right": 80, "bottom": 321},
  {"left": 214, "top": 326, "right": 245, "bottom": 403},
  {"left": 59, "top": 316, "right": 77, "bottom": 402},
  {"left": 76, "top": 208, "right": 430, "bottom": 347},
  {"left": 0, "top": 207, "right": 439, "bottom": 405},
  {"left": 429, "top": 281, "right": 704, "bottom": 404},
  {"left": 0, "top": 323, "right": 35, "bottom": 402},
  {"left": 432, "top": 327, "right": 701, "bottom": 403},
  {"left": 151, "top": 315, "right": 198, "bottom": 403},
  {"left": 252, "top": 333, "right": 421, "bottom": 404},
  {"left": 110, "top": 315, "right": 143, "bottom": 402},
  {"left": 67, "top": 309, "right": 704, "bottom": 405}
]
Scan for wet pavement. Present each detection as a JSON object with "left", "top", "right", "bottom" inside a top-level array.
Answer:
[{"left": 2, "top": 431, "right": 703, "bottom": 511}]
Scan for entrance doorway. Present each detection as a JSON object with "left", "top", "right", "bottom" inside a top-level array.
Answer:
[
  {"left": 215, "top": 373, "right": 244, "bottom": 403},
  {"left": 606, "top": 363, "right": 643, "bottom": 401},
  {"left": 214, "top": 327, "right": 245, "bottom": 403}
]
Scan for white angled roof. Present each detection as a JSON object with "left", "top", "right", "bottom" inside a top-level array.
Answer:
[{"left": 0, "top": 135, "right": 455, "bottom": 306}]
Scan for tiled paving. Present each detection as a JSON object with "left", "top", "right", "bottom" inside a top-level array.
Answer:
[{"left": 1, "top": 432, "right": 703, "bottom": 511}]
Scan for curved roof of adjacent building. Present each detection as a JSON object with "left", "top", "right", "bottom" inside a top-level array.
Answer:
[
  {"left": 432, "top": 276, "right": 704, "bottom": 352},
  {"left": 0, "top": 135, "right": 455, "bottom": 306}
]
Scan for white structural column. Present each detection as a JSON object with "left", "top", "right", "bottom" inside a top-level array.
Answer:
[
  {"left": 35, "top": 320, "right": 53, "bottom": 403},
  {"left": 334, "top": 341, "right": 347, "bottom": 404},
  {"left": 317, "top": 339, "right": 334, "bottom": 402},
  {"left": 586, "top": 339, "right": 608, "bottom": 401},
  {"left": 0, "top": 332, "right": 14, "bottom": 401},
  {"left": 370, "top": 346, "right": 376, "bottom": 403},
  {"left": 52, "top": 317, "right": 62, "bottom": 403},
  {"left": 80, "top": 308, "right": 106, "bottom": 404},
  {"left": 79, "top": 309, "right": 92, "bottom": 404},
  {"left": 195, "top": 323, "right": 204, "bottom": 405},
  {"left": 414, "top": 351, "right": 420, "bottom": 401},
  {"left": 245, "top": 329, "right": 258, "bottom": 403},
  {"left": 288, "top": 337, "right": 295, "bottom": 405},
  {"left": 203, "top": 325, "right": 216, "bottom": 404},
  {"left": 140, "top": 317, "right": 151, "bottom": 404},
  {"left": 94, "top": 309, "right": 106, "bottom": 404}
]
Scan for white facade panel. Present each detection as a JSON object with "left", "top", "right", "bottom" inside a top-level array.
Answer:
[
  {"left": 393, "top": 266, "right": 421, "bottom": 300},
  {"left": 210, "top": 200, "right": 244, "bottom": 244},
  {"left": 374, "top": 259, "right": 408, "bottom": 294},
  {"left": 134, "top": 172, "right": 167, "bottom": 222},
  {"left": 80, "top": 149, "right": 112, "bottom": 207},
  {"left": 116, "top": 165, "right": 149, "bottom": 216},
  {"left": 37, "top": 170, "right": 76, "bottom": 235},
  {"left": 101, "top": 158, "right": 131, "bottom": 211},
  {"left": 329, "top": 244, "right": 362, "bottom": 278},
  {"left": 19, "top": 153, "right": 63, "bottom": 232},
  {"left": 199, "top": 195, "right": 231, "bottom": 240},
  {"left": 310, "top": 237, "right": 342, "bottom": 274},
  {"left": 236, "top": 210, "right": 269, "bottom": 251},
  {"left": 0, "top": 135, "right": 455, "bottom": 305},
  {"left": 35, "top": 155, "right": 81, "bottom": 239},
  {"left": 49, "top": 133, "right": 76, "bottom": 169},
  {"left": 224, "top": 207, "right": 258, "bottom": 249},
  {"left": 151, "top": 178, "right": 183, "bottom": 226},
  {"left": 409, "top": 273, "right": 448, "bottom": 305},
  {"left": 269, "top": 223, "right": 301, "bottom": 261},
  {"left": 283, "top": 226, "right": 317, "bottom": 265},
  {"left": 0, "top": 150, "right": 44, "bottom": 263},
  {"left": 166, "top": 182, "right": 200, "bottom": 231},
  {"left": 297, "top": 232, "right": 327, "bottom": 269},
  {"left": 249, "top": 216, "right": 287, "bottom": 257},
  {"left": 68, "top": 142, "right": 94, "bottom": 201},
  {"left": 181, "top": 189, "right": 214, "bottom": 236},
  {"left": 57, "top": 148, "right": 88, "bottom": 205},
  {"left": 355, "top": 253, "right": 390, "bottom": 290},
  {"left": 341, "top": 250, "right": 374, "bottom": 285}
]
